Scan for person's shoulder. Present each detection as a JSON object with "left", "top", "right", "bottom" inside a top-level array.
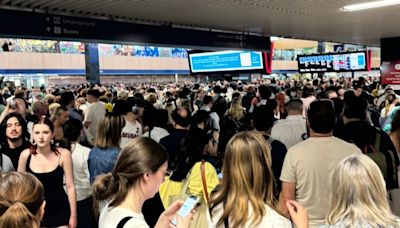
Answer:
[
  {"left": 1, "top": 154, "right": 14, "bottom": 172},
  {"left": 287, "top": 138, "right": 310, "bottom": 151},
  {"left": 75, "top": 143, "right": 91, "bottom": 154},
  {"left": 125, "top": 218, "right": 149, "bottom": 228},
  {"left": 271, "top": 119, "right": 284, "bottom": 129},
  {"left": 101, "top": 207, "right": 149, "bottom": 228},
  {"left": 261, "top": 204, "right": 292, "bottom": 226},
  {"left": 20, "top": 148, "right": 31, "bottom": 159},
  {"left": 271, "top": 139, "right": 287, "bottom": 150},
  {"left": 332, "top": 137, "right": 362, "bottom": 152},
  {"left": 159, "top": 134, "right": 170, "bottom": 144},
  {"left": 59, "top": 148, "right": 73, "bottom": 162}
]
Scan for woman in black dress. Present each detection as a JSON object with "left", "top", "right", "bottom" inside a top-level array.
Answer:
[{"left": 18, "top": 117, "right": 77, "bottom": 228}]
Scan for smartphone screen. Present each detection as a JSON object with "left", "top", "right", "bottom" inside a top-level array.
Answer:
[{"left": 171, "top": 195, "right": 199, "bottom": 226}]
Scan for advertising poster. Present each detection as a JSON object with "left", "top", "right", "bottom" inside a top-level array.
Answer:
[{"left": 382, "top": 61, "right": 400, "bottom": 85}]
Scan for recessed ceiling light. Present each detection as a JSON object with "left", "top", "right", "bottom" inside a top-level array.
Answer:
[{"left": 341, "top": 0, "right": 400, "bottom": 11}]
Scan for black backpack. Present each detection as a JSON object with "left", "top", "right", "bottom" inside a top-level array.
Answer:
[
  {"left": 212, "top": 95, "right": 227, "bottom": 119},
  {"left": 363, "top": 128, "right": 398, "bottom": 189}
]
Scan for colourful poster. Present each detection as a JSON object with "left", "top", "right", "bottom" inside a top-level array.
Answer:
[{"left": 382, "top": 61, "right": 400, "bottom": 85}]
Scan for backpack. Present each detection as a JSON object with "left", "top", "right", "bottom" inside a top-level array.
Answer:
[
  {"left": 212, "top": 95, "right": 227, "bottom": 119},
  {"left": 363, "top": 128, "right": 398, "bottom": 189}
]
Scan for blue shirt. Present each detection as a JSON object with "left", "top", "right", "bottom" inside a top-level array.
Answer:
[{"left": 88, "top": 147, "right": 120, "bottom": 183}]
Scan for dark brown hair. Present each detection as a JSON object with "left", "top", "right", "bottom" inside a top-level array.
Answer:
[{"left": 30, "top": 116, "right": 59, "bottom": 155}]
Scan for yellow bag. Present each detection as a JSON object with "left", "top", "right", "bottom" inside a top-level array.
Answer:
[{"left": 169, "top": 161, "right": 210, "bottom": 228}]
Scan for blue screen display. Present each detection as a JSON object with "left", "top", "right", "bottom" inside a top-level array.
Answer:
[{"left": 189, "top": 51, "right": 264, "bottom": 73}]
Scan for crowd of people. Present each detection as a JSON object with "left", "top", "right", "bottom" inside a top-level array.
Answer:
[{"left": 0, "top": 75, "right": 399, "bottom": 228}]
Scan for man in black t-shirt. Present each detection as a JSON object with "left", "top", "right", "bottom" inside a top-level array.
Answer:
[
  {"left": 0, "top": 112, "right": 30, "bottom": 169},
  {"left": 335, "top": 96, "right": 400, "bottom": 190},
  {"left": 252, "top": 106, "right": 287, "bottom": 196}
]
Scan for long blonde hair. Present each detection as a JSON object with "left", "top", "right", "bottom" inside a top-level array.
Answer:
[
  {"left": 210, "top": 131, "right": 279, "bottom": 227},
  {"left": 95, "top": 113, "right": 125, "bottom": 149},
  {"left": 327, "top": 154, "right": 399, "bottom": 227},
  {"left": 226, "top": 97, "right": 244, "bottom": 121}
]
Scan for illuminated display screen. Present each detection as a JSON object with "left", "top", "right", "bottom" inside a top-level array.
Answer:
[
  {"left": 297, "top": 51, "right": 367, "bottom": 73},
  {"left": 189, "top": 50, "right": 264, "bottom": 73}
]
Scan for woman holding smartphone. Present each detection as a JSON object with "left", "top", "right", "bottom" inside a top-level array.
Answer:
[{"left": 93, "top": 137, "right": 194, "bottom": 228}]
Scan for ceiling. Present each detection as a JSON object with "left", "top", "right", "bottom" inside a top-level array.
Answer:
[{"left": 0, "top": 0, "right": 399, "bottom": 46}]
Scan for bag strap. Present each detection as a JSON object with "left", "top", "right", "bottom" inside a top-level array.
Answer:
[
  {"left": 201, "top": 160, "right": 210, "bottom": 204},
  {"left": 172, "top": 167, "right": 193, "bottom": 206},
  {"left": 116, "top": 216, "right": 133, "bottom": 228}
]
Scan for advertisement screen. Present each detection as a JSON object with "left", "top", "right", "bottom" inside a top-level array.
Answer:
[
  {"left": 382, "top": 61, "right": 400, "bottom": 85},
  {"left": 297, "top": 51, "right": 367, "bottom": 73},
  {"left": 189, "top": 50, "right": 264, "bottom": 73}
]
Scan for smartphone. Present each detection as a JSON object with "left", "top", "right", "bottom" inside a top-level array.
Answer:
[
  {"left": 171, "top": 195, "right": 199, "bottom": 226},
  {"left": 8, "top": 100, "right": 16, "bottom": 109}
]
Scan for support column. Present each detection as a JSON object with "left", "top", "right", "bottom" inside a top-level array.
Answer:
[
  {"left": 175, "top": 74, "right": 178, "bottom": 83},
  {"left": 84, "top": 43, "right": 100, "bottom": 84},
  {"left": 317, "top": 41, "right": 325, "bottom": 80}
]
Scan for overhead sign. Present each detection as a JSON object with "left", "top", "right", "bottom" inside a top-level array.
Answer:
[
  {"left": 0, "top": 9, "right": 270, "bottom": 51},
  {"left": 382, "top": 61, "right": 400, "bottom": 85},
  {"left": 297, "top": 51, "right": 367, "bottom": 73},
  {"left": 189, "top": 51, "right": 264, "bottom": 73}
]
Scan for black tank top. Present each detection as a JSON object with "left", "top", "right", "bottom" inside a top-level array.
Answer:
[{"left": 26, "top": 154, "right": 70, "bottom": 226}]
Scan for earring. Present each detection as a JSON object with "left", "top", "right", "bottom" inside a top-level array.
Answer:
[
  {"left": 31, "top": 140, "right": 36, "bottom": 145},
  {"left": 51, "top": 139, "right": 54, "bottom": 144}
]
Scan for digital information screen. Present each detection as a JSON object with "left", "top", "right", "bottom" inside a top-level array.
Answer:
[
  {"left": 189, "top": 50, "right": 264, "bottom": 73},
  {"left": 297, "top": 51, "right": 367, "bottom": 73}
]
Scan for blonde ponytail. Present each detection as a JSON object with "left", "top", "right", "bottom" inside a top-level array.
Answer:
[
  {"left": 0, "top": 172, "right": 44, "bottom": 228},
  {"left": 0, "top": 201, "right": 40, "bottom": 228}
]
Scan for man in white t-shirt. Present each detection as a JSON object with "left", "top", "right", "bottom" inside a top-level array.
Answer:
[
  {"left": 83, "top": 89, "right": 106, "bottom": 146},
  {"left": 142, "top": 109, "right": 169, "bottom": 143},
  {"left": 271, "top": 99, "right": 307, "bottom": 149},
  {"left": 279, "top": 100, "right": 361, "bottom": 228},
  {"left": 119, "top": 98, "right": 143, "bottom": 148}
]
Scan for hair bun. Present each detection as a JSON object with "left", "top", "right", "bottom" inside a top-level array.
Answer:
[{"left": 92, "top": 173, "right": 116, "bottom": 201}]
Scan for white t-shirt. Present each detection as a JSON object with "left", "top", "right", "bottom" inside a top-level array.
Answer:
[
  {"left": 70, "top": 143, "right": 91, "bottom": 201},
  {"left": 99, "top": 204, "right": 149, "bottom": 228},
  {"left": 142, "top": 127, "right": 169, "bottom": 143},
  {"left": 0, "top": 154, "right": 14, "bottom": 172},
  {"left": 280, "top": 136, "right": 362, "bottom": 228},
  {"left": 120, "top": 119, "right": 143, "bottom": 148},
  {"left": 270, "top": 115, "right": 307, "bottom": 149},
  {"left": 84, "top": 101, "right": 106, "bottom": 144},
  {"left": 208, "top": 202, "right": 291, "bottom": 228}
]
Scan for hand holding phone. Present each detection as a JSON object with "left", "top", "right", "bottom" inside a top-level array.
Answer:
[{"left": 171, "top": 195, "right": 199, "bottom": 226}]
